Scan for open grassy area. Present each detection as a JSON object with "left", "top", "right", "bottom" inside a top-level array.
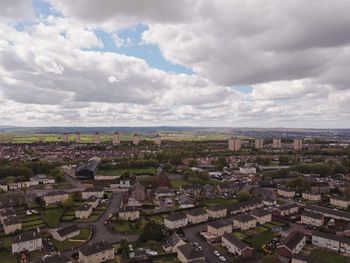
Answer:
[
  {"left": 310, "top": 249, "right": 349, "bottom": 263},
  {"left": 0, "top": 251, "right": 17, "bottom": 263},
  {"left": 52, "top": 228, "right": 91, "bottom": 251},
  {"left": 244, "top": 231, "right": 274, "bottom": 249},
  {"left": 98, "top": 167, "right": 156, "bottom": 176},
  {"left": 112, "top": 217, "right": 146, "bottom": 234},
  {"left": 232, "top": 232, "right": 248, "bottom": 240},
  {"left": 170, "top": 180, "right": 187, "bottom": 188},
  {"left": 204, "top": 198, "right": 238, "bottom": 206},
  {"left": 41, "top": 208, "right": 65, "bottom": 227}
]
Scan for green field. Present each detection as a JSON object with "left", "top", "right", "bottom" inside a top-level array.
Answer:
[
  {"left": 98, "top": 167, "right": 156, "bottom": 176},
  {"left": 204, "top": 198, "right": 238, "bottom": 206},
  {"left": 170, "top": 180, "right": 187, "bottom": 188},
  {"left": 310, "top": 249, "right": 349, "bottom": 263},
  {"left": 112, "top": 217, "right": 146, "bottom": 234},
  {"left": 244, "top": 231, "right": 274, "bottom": 249},
  {"left": 0, "top": 132, "right": 230, "bottom": 144},
  {"left": 41, "top": 208, "right": 65, "bottom": 227}
]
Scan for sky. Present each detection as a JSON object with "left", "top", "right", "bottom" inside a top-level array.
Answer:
[{"left": 0, "top": 0, "right": 350, "bottom": 128}]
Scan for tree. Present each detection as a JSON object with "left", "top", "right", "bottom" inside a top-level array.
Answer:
[
  {"left": 344, "top": 185, "right": 350, "bottom": 199},
  {"left": 138, "top": 221, "right": 164, "bottom": 242},
  {"left": 237, "top": 190, "right": 251, "bottom": 202},
  {"left": 287, "top": 176, "right": 308, "bottom": 190},
  {"left": 62, "top": 196, "right": 75, "bottom": 208},
  {"left": 119, "top": 239, "right": 129, "bottom": 256},
  {"left": 261, "top": 255, "right": 281, "bottom": 263}
]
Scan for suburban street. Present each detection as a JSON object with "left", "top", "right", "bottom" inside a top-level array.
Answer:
[
  {"left": 183, "top": 222, "right": 233, "bottom": 263},
  {"left": 60, "top": 192, "right": 138, "bottom": 257}
]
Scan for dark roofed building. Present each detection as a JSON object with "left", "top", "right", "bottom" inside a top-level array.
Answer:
[
  {"left": 177, "top": 243, "right": 204, "bottom": 262},
  {"left": 76, "top": 157, "right": 101, "bottom": 179},
  {"left": 79, "top": 241, "right": 114, "bottom": 263},
  {"left": 53, "top": 224, "right": 80, "bottom": 241},
  {"left": 163, "top": 233, "right": 186, "bottom": 253},
  {"left": 277, "top": 231, "right": 306, "bottom": 258},
  {"left": 222, "top": 233, "right": 253, "bottom": 258}
]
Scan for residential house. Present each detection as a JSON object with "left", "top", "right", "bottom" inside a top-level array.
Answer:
[
  {"left": 300, "top": 211, "right": 324, "bottom": 227},
  {"left": 163, "top": 233, "right": 186, "bottom": 253},
  {"left": 304, "top": 204, "right": 350, "bottom": 222},
  {"left": 82, "top": 187, "right": 104, "bottom": 200},
  {"left": 312, "top": 231, "right": 350, "bottom": 254},
  {"left": 330, "top": 196, "right": 350, "bottom": 209},
  {"left": 273, "top": 203, "right": 299, "bottom": 216},
  {"left": 52, "top": 224, "right": 80, "bottom": 241},
  {"left": 178, "top": 195, "right": 195, "bottom": 209},
  {"left": 217, "top": 182, "right": 239, "bottom": 196},
  {"left": 310, "top": 182, "right": 330, "bottom": 194},
  {"left": 180, "top": 184, "right": 202, "bottom": 197},
  {"left": 12, "top": 231, "right": 43, "bottom": 254},
  {"left": 222, "top": 233, "right": 253, "bottom": 258},
  {"left": 302, "top": 192, "right": 321, "bottom": 202},
  {"left": 118, "top": 206, "right": 140, "bottom": 221},
  {"left": 277, "top": 231, "right": 306, "bottom": 258},
  {"left": 207, "top": 205, "right": 227, "bottom": 219},
  {"left": 277, "top": 187, "right": 296, "bottom": 198},
  {"left": 177, "top": 244, "right": 205, "bottom": 263},
  {"left": 79, "top": 241, "right": 114, "bottom": 263},
  {"left": 207, "top": 219, "right": 233, "bottom": 238},
  {"left": 85, "top": 196, "right": 99, "bottom": 208},
  {"left": 233, "top": 214, "right": 257, "bottom": 230},
  {"left": 251, "top": 209, "right": 272, "bottom": 225},
  {"left": 186, "top": 208, "right": 208, "bottom": 224},
  {"left": 3, "top": 216, "right": 22, "bottom": 235},
  {"left": 75, "top": 204, "right": 93, "bottom": 219},
  {"left": 164, "top": 212, "right": 188, "bottom": 230},
  {"left": 131, "top": 181, "right": 146, "bottom": 202},
  {"left": 0, "top": 207, "right": 16, "bottom": 223},
  {"left": 43, "top": 191, "right": 69, "bottom": 206}
]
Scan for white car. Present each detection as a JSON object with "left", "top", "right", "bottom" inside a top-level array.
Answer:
[
  {"left": 214, "top": 250, "right": 220, "bottom": 257},
  {"left": 219, "top": 256, "right": 226, "bottom": 261}
]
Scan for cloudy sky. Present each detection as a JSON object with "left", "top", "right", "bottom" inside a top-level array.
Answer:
[{"left": 0, "top": 0, "right": 350, "bottom": 128}]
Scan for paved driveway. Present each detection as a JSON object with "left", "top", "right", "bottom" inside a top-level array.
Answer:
[{"left": 183, "top": 223, "right": 233, "bottom": 263}]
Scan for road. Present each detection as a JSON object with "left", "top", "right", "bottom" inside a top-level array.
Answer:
[
  {"left": 60, "top": 192, "right": 138, "bottom": 258},
  {"left": 183, "top": 223, "right": 233, "bottom": 263}
]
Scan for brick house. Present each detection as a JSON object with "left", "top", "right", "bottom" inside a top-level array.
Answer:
[
  {"left": 251, "top": 209, "right": 272, "bottom": 225},
  {"left": 233, "top": 214, "right": 257, "bottom": 230},
  {"left": 163, "top": 233, "right": 186, "bottom": 253},
  {"left": 177, "top": 244, "right": 204, "bottom": 263},
  {"left": 222, "top": 233, "right": 253, "bottom": 258},
  {"left": 12, "top": 231, "right": 43, "bottom": 254},
  {"left": 75, "top": 204, "right": 93, "bottom": 219},
  {"left": 118, "top": 206, "right": 140, "bottom": 221},
  {"left": 300, "top": 211, "right": 324, "bottom": 227},
  {"left": 52, "top": 224, "right": 80, "bottom": 241},
  {"left": 3, "top": 216, "right": 22, "bottom": 235},
  {"left": 186, "top": 208, "right": 208, "bottom": 224},
  {"left": 79, "top": 241, "right": 114, "bottom": 263},
  {"left": 43, "top": 191, "right": 69, "bottom": 206},
  {"left": 207, "top": 220, "right": 233, "bottom": 238},
  {"left": 277, "top": 231, "right": 306, "bottom": 258},
  {"left": 164, "top": 212, "right": 188, "bottom": 230},
  {"left": 207, "top": 205, "right": 227, "bottom": 219}
]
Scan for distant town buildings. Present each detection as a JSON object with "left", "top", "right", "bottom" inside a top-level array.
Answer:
[
  {"left": 112, "top": 131, "right": 120, "bottom": 145},
  {"left": 154, "top": 134, "right": 161, "bottom": 146},
  {"left": 94, "top": 132, "right": 101, "bottom": 144},
  {"left": 63, "top": 133, "right": 69, "bottom": 143},
  {"left": 293, "top": 139, "right": 303, "bottom": 150},
  {"left": 255, "top": 139, "right": 264, "bottom": 149},
  {"left": 133, "top": 133, "right": 140, "bottom": 146},
  {"left": 273, "top": 138, "right": 282, "bottom": 148},
  {"left": 75, "top": 132, "right": 81, "bottom": 144},
  {"left": 228, "top": 138, "right": 241, "bottom": 151}
]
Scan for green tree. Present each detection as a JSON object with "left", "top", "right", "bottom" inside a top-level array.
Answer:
[
  {"left": 237, "top": 190, "right": 251, "bottom": 202},
  {"left": 138, "top": 221, "right": 164, "bottom": 242},
  {"left": 62, "top": 196, "right": 75, "bottom": 208}
]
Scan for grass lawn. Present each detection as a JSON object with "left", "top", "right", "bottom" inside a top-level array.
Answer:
[
  {"left": 0, "top": 251, "right": 17, "bottom": 263},
  {"left": 170, "top": 180, "right": 187, "bottom": 188},
  {"left": 310, "top": 249, "right": 349, "bottom": 263},
  {"left": 244, "top": 231, "right": 274, "bottom": 249},
  {"left": 99, "top": 167, "right": 156, "bottom": 176},
  {"left": 52, "top": 239, "right": 85, "bottom": 251},
  {"left": 71, "top": 228, "right": 91, "bottom": 240},
  {"left": 270, "top": 220, "right": 286, "bottom": 227},
  {"left": 1, "top": 237, "right": 13, "bottom": 249},
  {"left": 41, "top": 208, "right": 65, "bottom": 227},
  {"left": 232, "top": 232, "right": 248, "bottom": 240},
  {"left": 113, "top": 218, "right": 146, "bottom": 234},
  {"left": 148, "top": 215, "right": 163, "bottom": 224},
  {"left": 205, "top": 198, "right": 238, "bottom": 206}
]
